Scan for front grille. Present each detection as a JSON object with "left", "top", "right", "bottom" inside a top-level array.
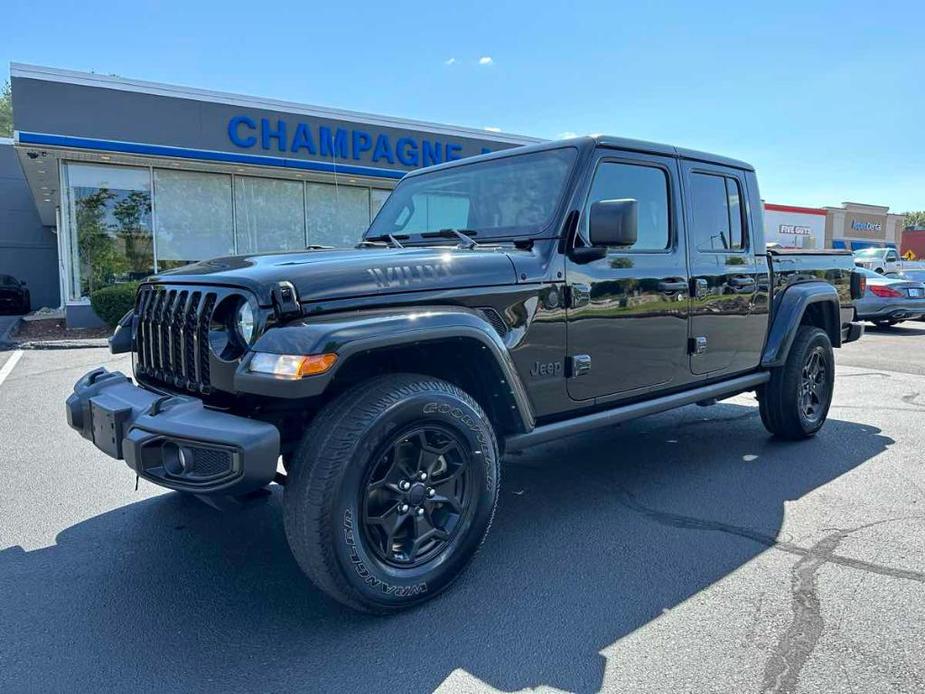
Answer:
[{"left": 135, "top": 285, "right": 218, "bottom": 394}]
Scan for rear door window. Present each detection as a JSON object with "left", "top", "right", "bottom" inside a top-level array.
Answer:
[{"left": 690, "top": 172, "right": 747, "bottom": 252}]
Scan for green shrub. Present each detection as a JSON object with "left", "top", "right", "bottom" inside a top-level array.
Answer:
[{"left": 90, "top": 282, "right": 140, "bottom": 327}]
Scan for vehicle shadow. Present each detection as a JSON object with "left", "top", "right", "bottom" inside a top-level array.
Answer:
[
  {"left": 866, "top": 322, "right": 925, "bottom": 335},
  {"left": 0, "top": 403, "right": 892, "bottom": 692}
]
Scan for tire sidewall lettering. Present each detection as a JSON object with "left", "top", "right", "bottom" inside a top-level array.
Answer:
[{"left": 334, "top": 390, "right": 496, "bottom": 605}]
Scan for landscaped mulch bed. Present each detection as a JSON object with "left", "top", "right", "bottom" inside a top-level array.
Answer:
[{"left": 14, "top": 318, "right": 111, "bottom": 342}]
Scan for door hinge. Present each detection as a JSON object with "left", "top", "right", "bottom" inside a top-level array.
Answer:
[
  {"left": 688, "top": 336, "right": 708, "bottom": 355},
  {"left": 564, "top": 283, "right": 591, "bottom": 309},
  {"left": 566, "top": 354, "right": 592, "bottom": 377}
]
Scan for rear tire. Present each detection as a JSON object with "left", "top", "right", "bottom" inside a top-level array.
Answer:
[
  {"left": 283, "top": 373, "right": 500, "bottom": 613},
  {"left": 758, "top": 326, "right": 834, "bottom": 440}
]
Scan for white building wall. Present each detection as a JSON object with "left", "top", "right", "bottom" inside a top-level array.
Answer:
[{"left": 762, "top": 207, "right": 827, "bottom": 249}]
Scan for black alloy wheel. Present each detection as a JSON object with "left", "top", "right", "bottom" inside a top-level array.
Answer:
[
  {"left": 758, "top": 325, "right": 834, "bottom": 440},
  {"left": 361, "top": 426, "right": 474, "bottom": 568},
  {"left": 799, "top": 347, "right": 828, "bottom": 423},
  {"left": 283, "top": 373, "right": 500, "bottom": 613}
]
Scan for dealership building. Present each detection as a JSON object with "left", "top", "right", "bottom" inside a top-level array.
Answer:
[{"left": 2, "top": 63, "right": 538, "bottom": 326}]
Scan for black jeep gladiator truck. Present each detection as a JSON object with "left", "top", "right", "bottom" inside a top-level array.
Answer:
[{"left": 66, "top": 136, "right": 864, "bottom": 613}]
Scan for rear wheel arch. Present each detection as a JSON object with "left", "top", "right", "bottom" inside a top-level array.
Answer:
[
  {"left": 799, "top": 300, "right": 840, "bottom": 345},
  {"left": 762, "top": 283, "right": 841, "bottom": 368}
]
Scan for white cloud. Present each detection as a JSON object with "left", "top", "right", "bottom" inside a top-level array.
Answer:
[
  {"left": 557, "top": 131, "right": 578, "bottom": 139},
  {"left": 444, "top": 57, "right": 457, "bottom": 65},
  {"left": 484, "top": 126, "right": 502, "bottom": 132},
  {"left": 478, "top": 56, "right": 494, "bottom": 65}
]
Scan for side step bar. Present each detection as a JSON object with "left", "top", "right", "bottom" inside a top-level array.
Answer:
[{"left": 504, "top": 371, "right": 770, "bottom": 451}]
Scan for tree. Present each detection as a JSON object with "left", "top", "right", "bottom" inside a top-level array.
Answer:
[
  {"left": 902, "top": 211, "right": 925, "bottom": 229},
  {"left": 75, "top": 188, "right": 127, "bottom": 294},
  {"left": 113, "top": 190, "right": 153, "bottom": 274},
  {"left": 0, "top": 81, "right": 11, "bottom": 137}
]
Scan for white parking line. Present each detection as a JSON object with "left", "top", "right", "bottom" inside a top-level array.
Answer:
[{"left": 0, "top": 350, "right": 24, "bottom": 387}]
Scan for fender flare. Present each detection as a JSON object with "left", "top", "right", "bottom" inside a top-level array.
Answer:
[
  {"left": 761, "top": 282, "right": 841, "bottom": 368},
  {"left": 234, "top": 306, "right": 535, "bottom": 432}
]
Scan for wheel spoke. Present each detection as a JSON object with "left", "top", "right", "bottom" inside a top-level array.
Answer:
[
  {"left": 365, "top": 503, "right": 408, "bottom": 555},
  {"left": 410, "top": 512, "right": 449, "bottom": 557},
  {"left": 430, "top": 478, "right": 464, "bottom": 513}
]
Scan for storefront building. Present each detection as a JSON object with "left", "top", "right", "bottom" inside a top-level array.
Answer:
[
  {"left": 762, "top": 201, "right": 905, "bottom": 253},
  {"left": 7, "top": 64, "right": 539, "bottom": 326},
  {"left": 762, "top": 203, "right": 827, "bottom": 249},
  {"left": 824, "top": 202, "right": 904, "bottom": 251}
]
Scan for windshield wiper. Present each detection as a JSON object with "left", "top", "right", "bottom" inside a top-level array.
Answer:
[
  {"left": 359, "top": 233, "right": 407, "bottom": 249},
  {"left": 421, "top": 228, "right": 480, "bottom": 249}
]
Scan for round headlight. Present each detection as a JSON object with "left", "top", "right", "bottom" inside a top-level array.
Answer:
[{"left": 236, "top": 301, "right": 255, "bottom": 345}]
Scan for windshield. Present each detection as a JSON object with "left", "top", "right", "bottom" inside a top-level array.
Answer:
[
  {"left": 900, "top": 270, "right": 925, "bottom": 282},
  {"left": 0, "top": 275, "right": 16, "bottom": 286},
  {"left": 366, "top": 147, "right": 578, "bottom": 242},
  {"left": 854, "top": 248, "right": 887, "bottom": 258}
]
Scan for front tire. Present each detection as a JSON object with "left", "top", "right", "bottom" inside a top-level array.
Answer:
[
  {"left": 283, "top": 374, "right": 500, "bottom": 613},
  {"left": 759, "top": 326, "right": 834, "bottom": 440}
]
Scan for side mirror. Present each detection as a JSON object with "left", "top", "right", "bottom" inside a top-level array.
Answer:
[{"left": 589, "top": 199, "right": 638, "bottom": 248}]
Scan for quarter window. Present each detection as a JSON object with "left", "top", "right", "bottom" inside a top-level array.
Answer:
[
  {"left": 584, "top": 162, "right": 670, "bottom": 250},
  {"left": 690, "top": 173, "right": 747, "bottom": 252}
]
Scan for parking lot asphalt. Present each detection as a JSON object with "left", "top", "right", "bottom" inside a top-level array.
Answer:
[{"left": 0, "top": 328, "right": 923, "bottom": 693}]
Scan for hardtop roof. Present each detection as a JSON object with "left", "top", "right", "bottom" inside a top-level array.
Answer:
[{"left": 404, "top": 135, "right": 754, "bottom": 178}]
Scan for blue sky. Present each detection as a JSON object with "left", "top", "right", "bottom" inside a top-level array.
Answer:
[{"left": 2, "top": 0, "right": 923, "bottom": 211}]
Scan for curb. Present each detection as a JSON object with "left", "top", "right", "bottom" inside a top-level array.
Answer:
[
  {"left": 0, "top": 317, "right": 22, "bottom": 347},
  {"left": 14, "top": 338, "right": 110, "bottom": 350}
]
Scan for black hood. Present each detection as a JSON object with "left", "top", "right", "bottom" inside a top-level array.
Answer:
[{"left": 147, "top": 246, "right": 519, "bottom": 306}]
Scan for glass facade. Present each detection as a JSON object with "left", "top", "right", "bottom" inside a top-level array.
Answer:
[
  {"left": 234, "top": 176, "right": 305, "bottom": 254},
  {"left": 65, "top": 163, "right": 154, "bottom": 298},
  {"left": 63, "top": 162, "right": 394, "bottom": 299},
  {"left": 154, "top": 169, "right": 235, "bottom": 271}
]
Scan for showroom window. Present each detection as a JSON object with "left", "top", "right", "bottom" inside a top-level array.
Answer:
[
  {"left": 65, "top": 163, "right": 154, "bottom": 299},
  {"left": 370, "top": 188, "right": 391, "bottom": 220},
  {"left": 305, "top": 182, "right": 371, "bottom": 247},
  {"left": 234, "top": 176, "right": 306, "bottom": 254},
  {"left": 153, "top": 170, "right": 235, "bottom": 270},
  {"left": 63, "top": 162, "right": 393, "bottom": 300}
]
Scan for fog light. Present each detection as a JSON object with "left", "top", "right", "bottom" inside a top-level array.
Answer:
[
  {"left": 162, "top": 442, "right": 191, "bottom": 476},
  {"left": 248, "top": 352, "right": 337, "bottom": 379}
]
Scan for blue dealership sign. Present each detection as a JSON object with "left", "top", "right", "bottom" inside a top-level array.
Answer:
[{"left": 228, "top": 115, "right": 488, "bottom": 170}]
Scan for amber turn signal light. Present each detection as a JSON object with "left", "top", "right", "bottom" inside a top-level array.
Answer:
[{"left": 248, "top": 352, "right": 338, "bottom": 379}]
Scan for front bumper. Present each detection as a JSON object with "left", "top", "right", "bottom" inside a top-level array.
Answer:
[{"left": 66, "top": 368, "right": 280, "bottom": 496}]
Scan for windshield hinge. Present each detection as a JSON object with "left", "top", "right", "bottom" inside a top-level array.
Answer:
[
  {"left": 564, "top": 283, "right": 591, "bottom": 309},
  {"left": 272, "top": 281, "right": 301, "bottom": 321}
]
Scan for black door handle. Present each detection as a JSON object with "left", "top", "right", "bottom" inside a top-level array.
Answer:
[
  {"left": 658, "top": 279, "right": 688, "bottom": 294},
  {"left": 729, "top": 276, "right": 756, "bottom": 288}
]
